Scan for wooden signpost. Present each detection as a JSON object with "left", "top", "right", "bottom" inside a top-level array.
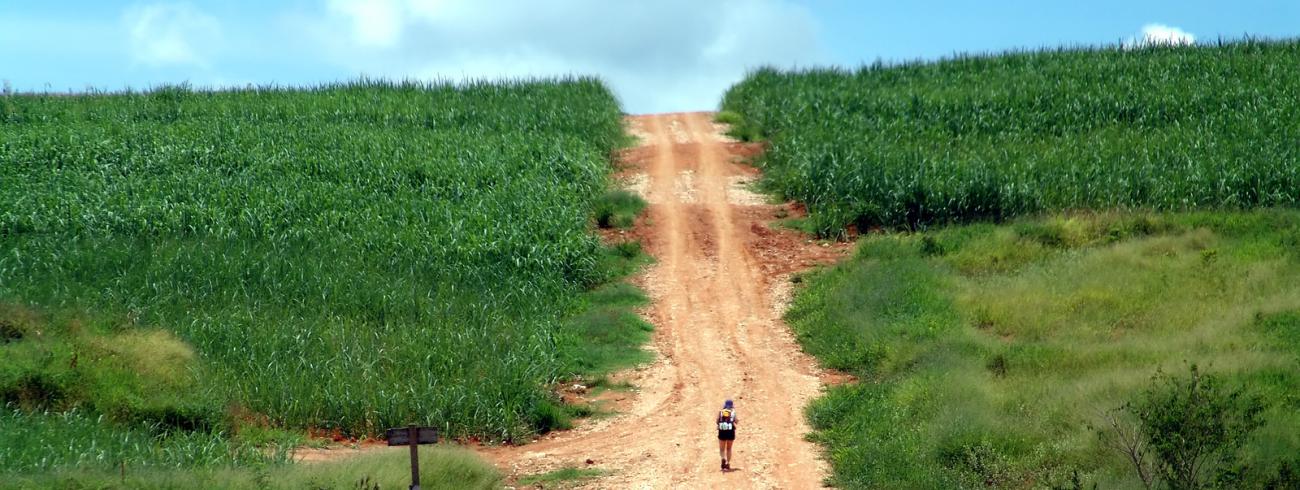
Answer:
[{"left": 386, "top": 424, "right": 439, "bottom": 490}]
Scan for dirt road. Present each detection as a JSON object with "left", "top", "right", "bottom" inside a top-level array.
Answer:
[{"left": 484, "top": 113, "right": 848, "bottom": 488}]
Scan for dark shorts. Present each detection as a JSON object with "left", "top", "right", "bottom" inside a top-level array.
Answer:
[{"left": 718, "top": 429, "right": 736, "bottom": 441}]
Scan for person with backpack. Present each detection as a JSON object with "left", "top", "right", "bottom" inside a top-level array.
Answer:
[{"left": 717, "top": 399, "right": 737, "bottom": 471}]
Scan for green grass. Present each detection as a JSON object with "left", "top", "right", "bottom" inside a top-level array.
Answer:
[
  {"left": 723, "top": 39, "right": 1300, "bottom": 487},
  {"left": 594, "top": 190, "right": 647, "bottom": 229},
  {"left": 517, "top": 466, "right": 606, "bottom": 488},
  {"left": 788, "top": 211, "right": 1300, "bottom": 488},
  {"left": 0, "top": 445, "right": 501, "bottom": 490},
  {"left": 565, "top": 242, "right": 654, "bottom": 379},
  {"left": 721, "top": 39, "right": 1300, "bottom": 235},
  {"left": 563, "top": 282, "right": 653, "bottom": 376},
  {"left": 0, "top": 306, "right": 222, "bottom": 431},
  {"left": 713, "top": 110, "right": 744, "bottom": 125},
  {"left": 0, "top": 79, "right": 651, "bottom": 477},
  {"left": 712, "top": 110, "right": 762, "bottom": 142},
  {"left": 0, "top": 408, "right": 288, "bottom": 473}
]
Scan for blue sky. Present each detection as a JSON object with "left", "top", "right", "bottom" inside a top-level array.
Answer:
[{"left": 2, "top": 1, "right": 1297, "bottom": 113}]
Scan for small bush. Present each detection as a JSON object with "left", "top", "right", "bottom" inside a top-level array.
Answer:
[
  {"left": 1103, "top": 365, "right": 1267, "bottom": 489},
  {"left": 714, "top": 110, "right": 744, "bottom": 125},
  {"left": 920, "top": 235, "right": 946, "bottom": 256},
  {"left": 613, "top": 240, "right": 642, "bottom": 259},
  {"left": 986, "top": 354, "right": 1008, "bottom": 378},
  {"left": 528, "top": 400, "right": 573, "bottom": 435},
  {"left": 1, "top": 373, "right": 67, "bottom": 409},
  {"left": 1263, "top": 461, "right": 1300, "bottom": 489},
  {"left": 0, "top": 320, "right": 23, "bottom": 343},
  {"left": 594, "top": 189, "right": 646, "bottom": 229},
  {"left": 729, "top": 124, "right": 763, "bottom": 143},
  {"left": 714, "top": 110, "right": 765, "bottom": 142},
  {"left": 0, "top": 304, "right": 41, "bottom": 343}
]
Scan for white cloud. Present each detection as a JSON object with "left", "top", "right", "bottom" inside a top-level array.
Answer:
[
  {"left": 309, "top": 0, "right": 826, "bottom": 113},
  {"left": 1125, "top": 23, "right": 1196, "bottom": 48},
  {"left": 124, "top": 3, "right": 223, "bottom": 68},
  {"left": 326, "top": 0, "right": 406, "bottom": 48}
]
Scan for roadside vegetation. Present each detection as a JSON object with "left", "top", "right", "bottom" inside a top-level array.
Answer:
[
  {"left": 791, "top": 211, "right": 1300, "bottom": 488},
  {"left": 594, "top": 189, "right": 647, "bottom": 229},
  {"left": 0, "top": 78, "right": 648, "bottom": 479},
  {"left": 2, "top": 445, "right": 500, "bottom": 490},
  {"left": 721, "top": 40, "right": 1300, "bottom": 236},
  {"left": 720, "top": 39, "right": 1300, "bottom": 488},
  {"left": 518, "top": 466, "right": 606, "bottom": 489}
]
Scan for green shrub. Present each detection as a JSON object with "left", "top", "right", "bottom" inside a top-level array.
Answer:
[
  {"left": 713, "top": 110, "right": 744, "bottom": 125},
  {"left": 527, "top": 400, "right": 573, "bottom": 435},
  {"left": 1108, "top": 365, "right": 1267, "bottom": 489},
  {"left": 594, "top": 189, "right": 646, "bottom": 228}
]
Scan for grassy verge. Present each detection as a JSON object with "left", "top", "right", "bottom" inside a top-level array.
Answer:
[
  {"left": 563, "top": 280, "right": 653, "bottom": 377},
  {"left": 788, "top": 210, "right": 1300, "bottom": 488},
  {"left": 518, "top": 466, "right": 606, "bottom": 489},
  {"left": 0, "top": 445, "right": 500, "bottom": 490},
  {"left": 595, "top": 190, "right": 647, "bottom": 229},
  {"left": 0, "top": 305, "right": 222, "bottom": 430},
  {"left": 713, "top": 110, "right": 762, "bottom": 142},
  {"left": 527, "top": 241, "right": 654, "bottom": 433}
]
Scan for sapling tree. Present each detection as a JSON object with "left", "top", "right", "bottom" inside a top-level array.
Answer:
[{"left": 1102, "top": 365, "right": 1264, "bottom": 489}]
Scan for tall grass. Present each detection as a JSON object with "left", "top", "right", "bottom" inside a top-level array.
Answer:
[
  {"left": 0, "top": 407, "right": 287, "bottom": 472},
  {"left": 0, "top": 77, "right": 635, "bottom": 470},
  {"left": 1, "top": 445, "right": 500, "bottom": 490},
  {"left": 721, "top": 39, "right": 1300, "bottom": 235},
  {"left": 789, "top": 211, "right": 1300, "bottom": 487}
]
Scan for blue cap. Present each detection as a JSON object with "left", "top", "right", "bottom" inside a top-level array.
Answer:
[{"left": 724, "top": 399, "right": 734, "bottom": 409}]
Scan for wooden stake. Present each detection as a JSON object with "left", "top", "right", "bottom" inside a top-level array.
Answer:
[{"left": 408, "top": 424, "right": 420, "bottom": 490}]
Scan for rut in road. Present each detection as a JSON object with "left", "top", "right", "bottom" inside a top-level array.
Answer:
[{"left": 484, "top": 113, "right": 849, "bottom": 488}]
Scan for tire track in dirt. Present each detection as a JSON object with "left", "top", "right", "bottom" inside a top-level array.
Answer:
[{"left": 481, "top": 113, "right": 850, "bottom": 488}]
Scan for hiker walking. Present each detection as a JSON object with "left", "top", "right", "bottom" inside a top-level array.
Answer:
[{"left": 717, "top": 399, "right": 737, "bottom": 471}]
